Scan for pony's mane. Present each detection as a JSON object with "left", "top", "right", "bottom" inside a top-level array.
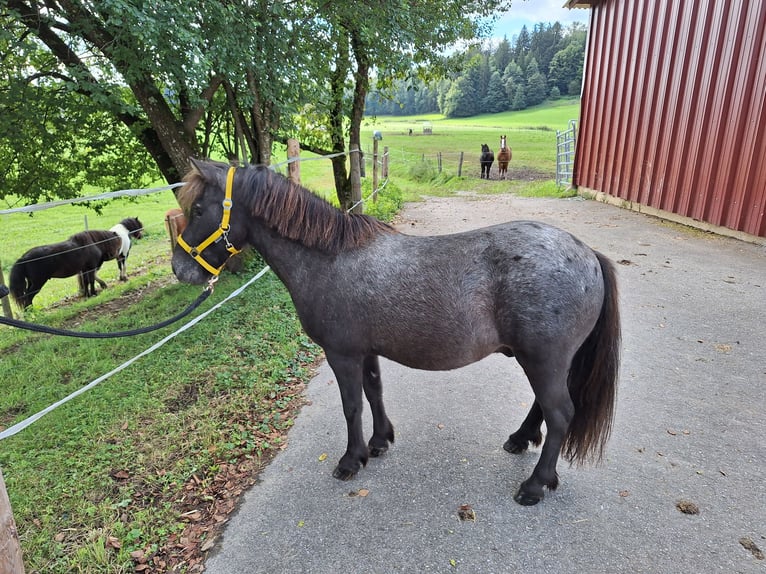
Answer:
[{"left": 180, "top": 164, "right": 396, "bottom": 254}]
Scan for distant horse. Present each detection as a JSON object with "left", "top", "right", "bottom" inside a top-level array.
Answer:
[
  {"left": 9, "top": 217, "right": 143, "bottom": 309},
  {"left": 480, "top": 144, "right": 494, "bottom": 179},
  {"left": 497, "top": 135, "right": 512, "bottom": 179},
  {"left": 109, "top": 217, "right": 144, "bottom": 281},
  {"left": 172, "top": 160, "right": 621, "bottom": 506}
]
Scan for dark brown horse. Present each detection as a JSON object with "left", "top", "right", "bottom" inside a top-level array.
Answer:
[
  {"left": 480, "top": 144, "right": 494, "bottom": 179},
  {"left": 172, "top": 160, "right": 621, "bottom": 505},
  {"left": 9, "top": 217, "right": 143, "bottom": 309},
  {"left": 497, "top": 135, "right": 512, "bottom": 179}
]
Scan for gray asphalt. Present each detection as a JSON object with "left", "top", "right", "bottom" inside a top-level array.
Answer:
[{"left": 205, "top": 193, "right": 766, "bottom": 573}]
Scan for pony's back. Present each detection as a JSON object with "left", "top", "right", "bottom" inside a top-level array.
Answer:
[{"left": 71, "top": 230, "right": 121, "bottom": 261}]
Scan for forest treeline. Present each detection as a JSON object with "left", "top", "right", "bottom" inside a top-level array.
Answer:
[{"left": 365, "top": 22, "right": 587, "bottom": 118}]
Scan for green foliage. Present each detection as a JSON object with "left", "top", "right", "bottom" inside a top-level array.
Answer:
[{"left": 366, "top": 21, "right": 587, "bottom": 118}]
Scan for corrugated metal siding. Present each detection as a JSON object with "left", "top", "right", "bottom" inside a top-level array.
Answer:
[{"left": 574, "top": 0, "right": 766, "bottom": 237}]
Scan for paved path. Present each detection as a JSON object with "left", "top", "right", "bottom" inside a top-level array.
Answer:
[{"left": 205, "top": 193, "right": 766, "bottom": 573}]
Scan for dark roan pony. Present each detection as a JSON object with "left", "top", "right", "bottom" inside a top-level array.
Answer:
[
  {"left": 497, "top": 135, "right": 512, "bottom": 179},
  {"left": 9, "top": 217, "right": 143, "bottom": 309},
  {"left": 480, "top": 143, "right": 494, "bottom": 179},
  {"left": 172, "top": 160, "right": 620, "bottom": 505}
]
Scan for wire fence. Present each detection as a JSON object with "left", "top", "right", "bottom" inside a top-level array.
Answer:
[{"left": 0, "top": 147, "right": 390, "bottom": 442}]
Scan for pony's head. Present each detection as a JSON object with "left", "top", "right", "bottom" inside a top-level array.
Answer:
[
  {"left": 172, "top": 159, "right": 248, "bottom": 284},
  {"left": 120, "top": 217, "right": 144, "bottom": 240},
  {"left": 500, "top": 135, "right": 507, "bottom": 150},
  {"left": 481, "top": 143, "right": 490, "bottom": 153}
]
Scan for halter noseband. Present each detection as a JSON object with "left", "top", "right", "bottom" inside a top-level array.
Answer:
[{"left": 177, "top": 166, "right": 242, "bottom": 276}]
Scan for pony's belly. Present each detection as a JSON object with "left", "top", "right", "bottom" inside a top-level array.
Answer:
[{"left": 378, "top": 339, "right": 499, "bottom": 372}]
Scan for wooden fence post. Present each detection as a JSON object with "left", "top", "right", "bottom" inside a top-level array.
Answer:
[
  {"left": 372, "top": 138, "right": 379, "bottom": 203},
  {"left": 458, "top": 151, "right": 464, "bottom": 177},
  {"left": 0, "top": 262, "right": 13, "bottom": 319},
  {"left": 287, "top": 138, "right": 301, "bottom": 185},
  {"left": 0, "top": 468, "right": 25, "bottom": 574},
  {"left": 383, "top": 146, "right": 389, "bottom": 179}
]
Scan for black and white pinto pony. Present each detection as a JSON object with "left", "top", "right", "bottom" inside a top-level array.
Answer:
[
  {"left": 172, "top": 160, "right": 620, "bottom": 505},
  {"left": 480, "top": 143, "right": 494, "bottom": 179},
  {"left": 109, "top": 217, "right": 144, "bottom": 281},
  {"left": 9, "top": 217, "right": 143, "bottom": 309}
]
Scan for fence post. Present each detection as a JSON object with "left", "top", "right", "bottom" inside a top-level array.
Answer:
[
  {"left": 458, "top": 152, "right": 464, "bottom": 177},
  {"left": 0, "top": 468, "right": 24, "bottom": 574},
  {"left": 372, "top": 138, "right": 379, "bottom": 203},
  {"left": 382, "top": 146, "right": 389, "bottom": 179},
  {"left": 350, "top": 148, "right": 363, "bottom": 214},
  {"left": 437, "top": 152, "right": 442, "bottom": 173},
  {"left": 0, "top": 262, "right": 13, "bottom": 319},
  {"left": 287, "top": 138, "right": 301, "bottom": 185}
]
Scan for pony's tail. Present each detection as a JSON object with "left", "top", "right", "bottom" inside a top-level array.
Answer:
[
  {"left": 563, "top": 251, "right": 621, "bottom": 465},
  {"left": 8, "top": 259, "right": 30, "bottom": 309}
]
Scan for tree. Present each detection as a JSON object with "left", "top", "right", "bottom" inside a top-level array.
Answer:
[
  {"left": 548, "top": 36, "right": 586, "bottom": 95},
  {"left": 525, "top": 59, "right": 548, "bottom": 106},
  {"left": 482, "top": 71, "right": 508, "bottom": 113},
  {"left": 511, "top": 85, "right": 527, "bottom": 110}
]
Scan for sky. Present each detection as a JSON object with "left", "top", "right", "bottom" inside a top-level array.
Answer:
[{"left": 489, "top": 0, "right": 591, "bottom": 41}]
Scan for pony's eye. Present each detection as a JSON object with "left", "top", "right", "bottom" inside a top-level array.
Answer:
[{"left": 192, "top": 203, "right": 203, "bottom": 218}]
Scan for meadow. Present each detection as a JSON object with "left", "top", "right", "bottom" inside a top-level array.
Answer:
[{"left": 0, "top": 99, "right": 579, "bottom": 572}]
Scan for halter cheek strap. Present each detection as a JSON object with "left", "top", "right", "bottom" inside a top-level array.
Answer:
[{"left": 177, "top": 166, "right": 242, "bottom": 276}]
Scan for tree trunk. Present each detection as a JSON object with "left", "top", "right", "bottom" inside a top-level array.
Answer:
[
  {"left": 348, "top": 29, "right": 371, "bottom": 214},
  {"left": 328, "top": 31, "right": 353, "bottom": 209}
]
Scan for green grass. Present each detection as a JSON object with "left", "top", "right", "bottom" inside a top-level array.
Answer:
[{"left": 0, "top": 101, "right": 579, "bottom": 572}]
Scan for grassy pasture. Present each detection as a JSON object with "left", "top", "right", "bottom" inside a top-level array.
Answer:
[{"left": 0, "top": 99, "right": 579, "bottom": 572}]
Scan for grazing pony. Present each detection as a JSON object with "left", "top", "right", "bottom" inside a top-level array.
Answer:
[
  {"left": 497, "top": 135, "right": 512, "bottom": 179},
  {"left": 109, "top": 217, "right": 144, "bottom": 281},
  {"left": 480, "top": 144, "right": 494, "bottom": 179},
  {"left": 9, "top": 217, "right": 142, "bottom": 309},
  {"left": 172, "top": 160, "right": 621, "bottom": 505}
]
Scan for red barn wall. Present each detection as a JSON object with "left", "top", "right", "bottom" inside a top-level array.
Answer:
[{"left": 573, "top": 0, "right": 766, "bottom": 238}]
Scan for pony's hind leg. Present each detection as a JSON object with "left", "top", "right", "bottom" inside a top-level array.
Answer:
[
  {"left": 504, "top": 401, "right": 543, "bottom": 454},
  {"left": 325, "top": 351, "right": 369, "bottom": 481},
  {"left": 513, "top": 357, "right": 574, "bottom": 506},
  {"left": 362, "top": 355, "right": 395, "bottom": 457}
]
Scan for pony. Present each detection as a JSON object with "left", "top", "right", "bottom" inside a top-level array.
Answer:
[
  {"left": 480, "top": 144, "right": 494, "bottom": 179},
  {"left": 109, "top": 217, "right": 144, "bottom": 281},
  {"left": 497, "top": 135, "right": 512, "bottom": 179},
  {"left": 172, "top": 159, "right": 621, "bottom": 505},
  {"left": 9, "top": 217, "right": 142, "bottom": 309}
]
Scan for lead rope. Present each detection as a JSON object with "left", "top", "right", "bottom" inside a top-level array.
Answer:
[{"left": 0, "top": 278, "right": 216, "bottom": 338}]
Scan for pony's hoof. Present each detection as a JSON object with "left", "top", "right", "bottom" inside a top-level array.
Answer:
[
  {"left": 503, "top": 437, "right": 527, "bottom": 454},
  {"left": 332, "top": 466, "right": 357, "bottom": 481},
  {"left": 513, "top": 488, "right": 543, "bottom": 506},
  {"left": 368, "top": 445, "right": 388, "bottom": 458}
]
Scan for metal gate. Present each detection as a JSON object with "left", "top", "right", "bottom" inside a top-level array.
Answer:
[{"left": 556, "top": 119, "right": 577, "bottom": 188}]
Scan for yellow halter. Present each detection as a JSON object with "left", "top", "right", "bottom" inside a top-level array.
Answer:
[{"left": 177, "top": 166, "right": 242, "bottom": 276}]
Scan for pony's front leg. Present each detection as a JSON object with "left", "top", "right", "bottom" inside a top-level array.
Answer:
[
  {"left": 117, "top": 255, "right": 127, "bottom": 281},
  {"left": 362, "top": 355, "right": 394, "bottom": 457},
  {"left": 325, "top": 351, "right": 368, "bottom": 481}
]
